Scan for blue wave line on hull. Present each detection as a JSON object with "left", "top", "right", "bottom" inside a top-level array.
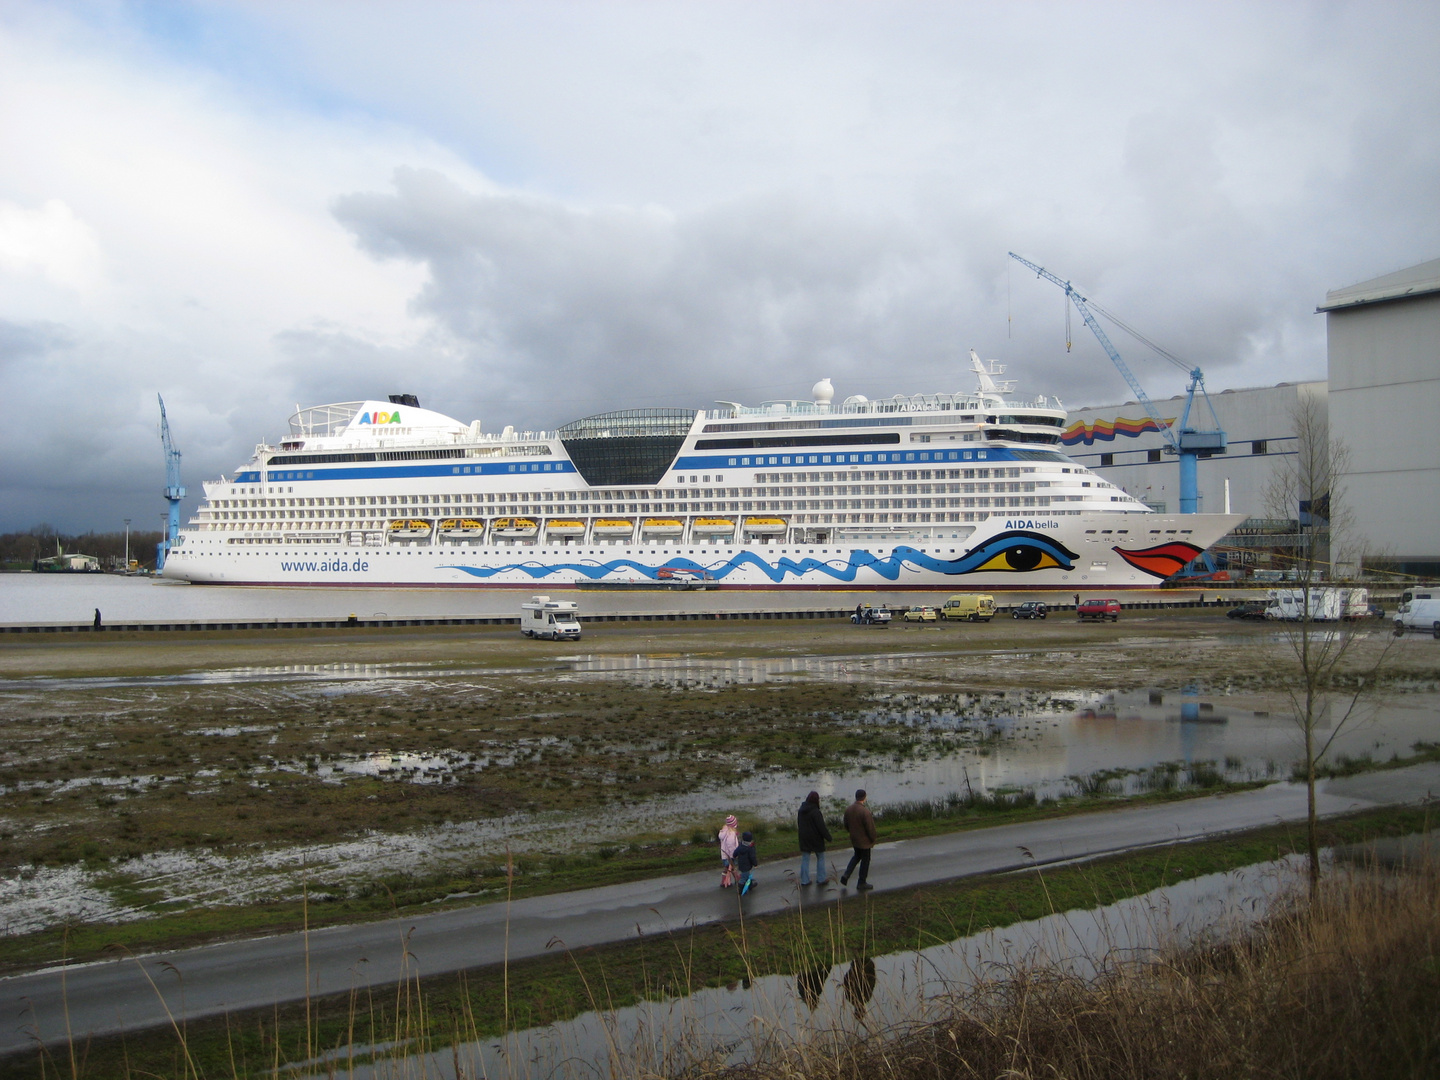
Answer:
[{"left": 440, "top": 540, "right": 1072, "bottom": 584}]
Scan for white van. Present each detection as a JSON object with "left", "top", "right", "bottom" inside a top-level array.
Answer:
[
  {"left": 521, "top": 595, "right": 582, "bottom": 641},
  {"left": 1393, "top": 597, "right": 1440, "bottom": 639}
]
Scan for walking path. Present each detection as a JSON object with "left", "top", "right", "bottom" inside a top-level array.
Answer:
[{"left": 3, "top": 764, "right": 1437, "bottom": 1057}]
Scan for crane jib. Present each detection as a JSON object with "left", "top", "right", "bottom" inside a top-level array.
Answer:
[{"left": 1006, "top": 252, "right": 1227, "bottom": 515}]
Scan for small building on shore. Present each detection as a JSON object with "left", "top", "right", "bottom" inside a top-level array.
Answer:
[{"left": 35, "top": 552, "right": 102, "bottom": 572}]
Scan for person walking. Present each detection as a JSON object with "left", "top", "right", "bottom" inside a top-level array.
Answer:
[
  {"left": 93, "top": 608, "right": 102, "bottom": 630},
  {"left": 734, "top": 830, "right": 760, "bottom": 895},
  {"left": 839, "top": 789, "right": 877, "bottom": 891},
  {"left": 718, "top": 814, "right": 741, "bottom": 887},
  {"left": 797, "top": 791, "right": 832, "bottom": 885}
]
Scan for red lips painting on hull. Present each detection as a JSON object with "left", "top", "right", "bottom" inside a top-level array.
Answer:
[{"left": 1113, "top": 541, "right": 1204, "bottom": 579}]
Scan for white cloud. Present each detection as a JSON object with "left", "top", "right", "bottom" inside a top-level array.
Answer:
[
  {"left": 0, "top": 4, "right": 478, "bottom": 529},
  {"left": 0, "top": 0, "right": 1437, "bottom": 532},
  {"left": 0, "top": 199, "right": 102, "bottom": 289}
]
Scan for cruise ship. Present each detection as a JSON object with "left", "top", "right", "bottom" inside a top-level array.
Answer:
[{"left": 160, "top": 353, "right": 1243, "bottom": 590}]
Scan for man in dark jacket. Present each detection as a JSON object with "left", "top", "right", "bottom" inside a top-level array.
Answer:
[
  {"left": 734, "top": 830, "right": 760, "bottom": 895},
  {"left": 797, "top": 791, "right": 832, "bottom": 885},
  {"left": 839, "top": 789, "right": 877, "bottom": 891}
]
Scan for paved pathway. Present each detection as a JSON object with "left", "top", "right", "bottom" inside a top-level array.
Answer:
[{"left": 3, "top": 764, "right": 1437, "bottom": 1057}]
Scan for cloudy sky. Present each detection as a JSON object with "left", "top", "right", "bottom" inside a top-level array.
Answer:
[{"left": 2, "top": 1, "right": 1437, "bottom": 533}]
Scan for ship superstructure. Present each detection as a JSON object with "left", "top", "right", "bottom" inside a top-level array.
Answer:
[{"left": 161, "top": 354, "right": 1242, "bottom": 589}]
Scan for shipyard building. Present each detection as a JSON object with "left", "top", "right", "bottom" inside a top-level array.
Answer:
[
  {"left": 1068, "top": 255, "right": 1440, "bottom": 581},
  {"left": 1320, "top": 257, "right": 1440, "bottom": 578}
]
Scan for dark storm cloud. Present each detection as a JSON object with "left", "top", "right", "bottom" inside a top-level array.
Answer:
[
  {"left": 333, "top": 167, "right": 1036, "bottom": 431},
  {"left": 331, "top": 163, "right": 1393, "bottom": 435}
]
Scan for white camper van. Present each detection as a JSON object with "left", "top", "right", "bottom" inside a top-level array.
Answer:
[
  {"left": 521, "top": 595, "right": 582, "bottom": 641},
  {"left": 1264, "top": 587, "right": 1369, "bottom": 622}
]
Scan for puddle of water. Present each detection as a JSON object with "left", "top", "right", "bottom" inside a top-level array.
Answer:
[
  {"left": 320, "top": 855, "right": 1311, "bottom": 1079},
  {"left": 558, "top": 651, "right": 949, "bottom": 688},
  {"left": 0, "top": 662, "right": 519, "bottom": 693},
  {"left": 0, "top": 651, "right": 955, "bottom": 692}
]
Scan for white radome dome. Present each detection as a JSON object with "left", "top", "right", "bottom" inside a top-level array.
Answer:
[{"left": 811, "top": 378, "right": 835, "bottom": 405}]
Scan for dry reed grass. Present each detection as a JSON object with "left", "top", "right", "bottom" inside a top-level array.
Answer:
[{"left": 709, "top": 856, "right": 1440, "bottom": 1080}]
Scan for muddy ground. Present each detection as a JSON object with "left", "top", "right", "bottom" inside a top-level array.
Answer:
[{"left": 0, "top": 612, "right": 1433, "bottom": 935}]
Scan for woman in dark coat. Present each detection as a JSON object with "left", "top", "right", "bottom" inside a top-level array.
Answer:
[{"left": 797, "top": 791, "right": 833, "bottom": 885}]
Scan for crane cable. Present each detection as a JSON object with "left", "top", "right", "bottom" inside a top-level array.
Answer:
[{"left": 1086, "top": 298, "right": 1192, "bottom": 376}]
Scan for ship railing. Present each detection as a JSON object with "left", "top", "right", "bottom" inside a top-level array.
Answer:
[
  {"left": 706, "top": 393, "right": 1058, "bottom": 421},
  {"left": 255, "top": 434, "right": 561, "bottom": 456},
  {"left": 288, "top": 402, "right": 365, "bottom": 438}
]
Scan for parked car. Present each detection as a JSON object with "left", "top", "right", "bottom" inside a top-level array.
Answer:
[
  {"left": 902, "top": 605, "right": 937, "bottom": 622},
  {"left": 1012, "top": 601, "right": 1048, "bottom": 620},
  {"left": 1367, "top": 603, "right": 1386, "bottom": 620},
  {"left": 850, "top": 605, "right": 892, "bottom": 626},
  {"left": 1226, "top": 600, "right": 1268, "bottom": 620},
  {"left": 1077, "top": 598, "right": 1122, "bottom": 622}
]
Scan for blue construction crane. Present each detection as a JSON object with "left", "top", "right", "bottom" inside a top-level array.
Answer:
[
  {"left": 156, "top": 394, "right": 185, "bottom": 570},
  {"left": 1009, "top": 253, "right": 1226, "bottom": 513}
]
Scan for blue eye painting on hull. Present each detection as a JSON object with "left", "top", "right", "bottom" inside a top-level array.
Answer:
[{"left": 439, "top": 531, "right": 1080, "bottom": 584}]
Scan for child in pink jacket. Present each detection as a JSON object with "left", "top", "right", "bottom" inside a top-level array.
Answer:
[{"left": 718, "top": 814, "right": 740, "bottom": 886}]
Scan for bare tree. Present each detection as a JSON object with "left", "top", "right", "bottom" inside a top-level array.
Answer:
[{"left": 1264, "top": 393, "right": 1394, "bottom": 893}]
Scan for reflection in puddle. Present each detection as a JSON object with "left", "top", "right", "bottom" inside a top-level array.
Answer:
[
  {"left": 0, "top": 661, "right": 515, "bottom": 692},
  {"left": 841, "top": 956, "right": 878, "bottom": 1020},
  {"left": 332, "top": 857, "right": 1309, "bottom": 1078},
  {"left": 796, "top": 964, "right": 828, "bottom": 1010}
]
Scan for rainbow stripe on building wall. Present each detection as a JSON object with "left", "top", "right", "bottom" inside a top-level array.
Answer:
[{"left": 1061, "top": 416, "right": 1175, "bottom": 446}]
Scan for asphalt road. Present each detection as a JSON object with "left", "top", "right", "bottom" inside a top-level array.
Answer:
[{"left": 3, "top": 764, "right": 1437, "bottom": 1058}]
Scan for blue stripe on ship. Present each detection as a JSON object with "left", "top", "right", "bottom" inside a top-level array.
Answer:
[
  {"left": 236, "top": 461, "right": 574, "bottom": 483},
  {"left": 438, "top": 534, "right": 1079, "bottom": 584},
  {"left": 670, "top": 447, "right": 1041, "bottom": 471}
]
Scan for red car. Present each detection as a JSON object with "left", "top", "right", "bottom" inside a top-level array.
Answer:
[{"left": 1077, "top": 598, "right": 1122, "bottom": 622}]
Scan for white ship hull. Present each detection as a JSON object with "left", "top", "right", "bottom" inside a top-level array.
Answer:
[{"left": 164, "top": 511, "right": 1244, "bottom": 590}]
